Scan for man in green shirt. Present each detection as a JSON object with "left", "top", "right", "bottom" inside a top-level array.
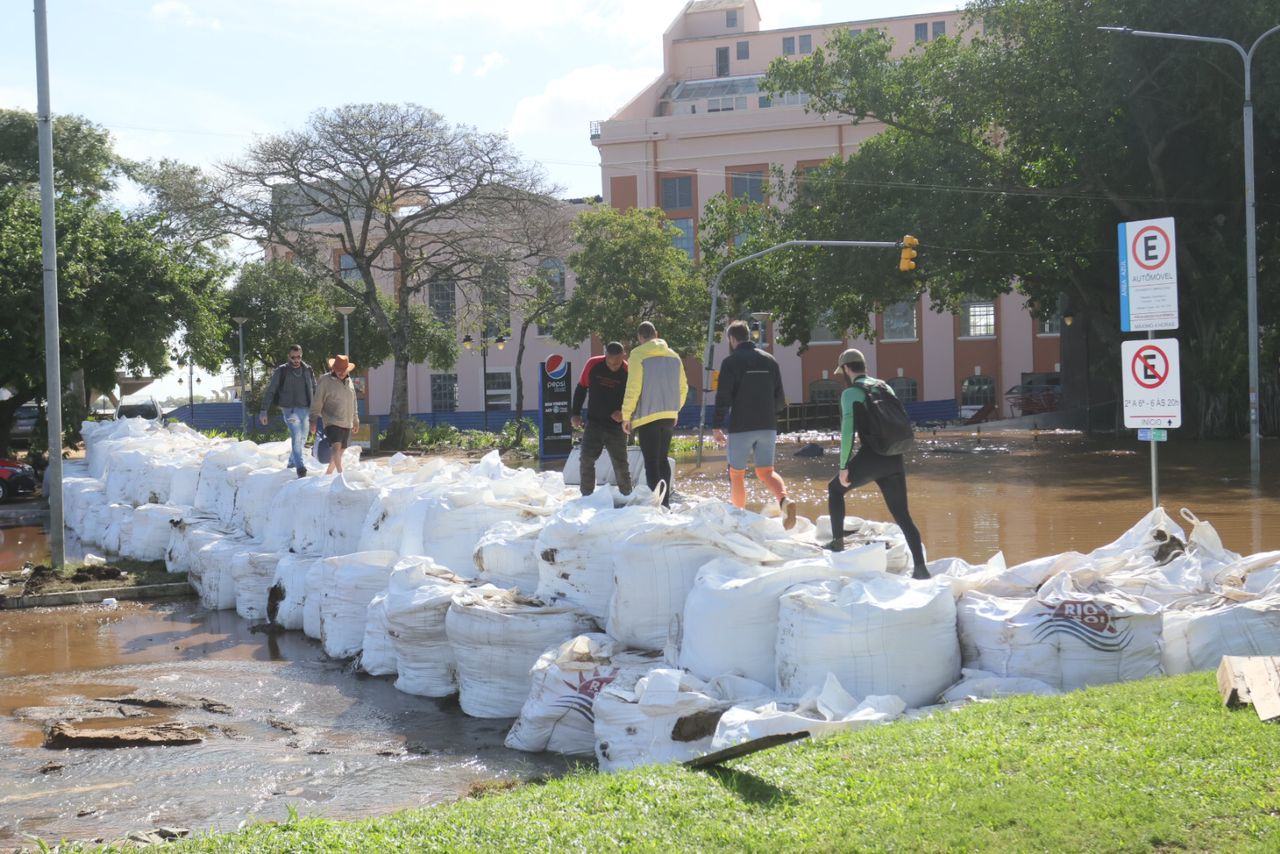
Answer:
[{"left": 826, "top": 348, "right": 929, "bottom": 579}]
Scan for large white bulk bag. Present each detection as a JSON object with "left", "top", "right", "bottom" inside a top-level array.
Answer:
[
  {"left": 234, "top": 467, "right": 296, "bottom": 541},
  {"left": 1162, "top": 592, "right": 1280, "bottom": 675},
  {"left": 384, "top": 557, "right": 470, "bottom": 697},
  {"left": 505, "top": 633, "right": 662, "bottom": 756},
  {"left": 957, "top": 573, "right": 1164, "bottom": 691},
  {"left": 403, "top": 488, "right": 541, "bottom": 578},
  {"left": 189, "top": 536, "right": 255, "bottom": 611},
  {"left": 606, "top": 532, "right": 731, "bottom": 651},
  {"left": 303, "top": 558, "right": 336, "bottom": 639},
  {"left": 292, "top": 475, "right": 338, "bottom": 556},
  {"left": 260, "top": 476, "right": 308, "bottom": 550},
  {"left": 103, "top": 450, "right": 151, "bottom": 506},
  {"left": 813, "top": 514, "right": 912, "bottom": 575},
  {"left": 358, "top": 485, "right": 432, "bottom": 553},
  {"left": 167, "top": 462, "right": 202, "bottom": 507},
  {"left": 359, "top": 593, "right": 398, "bottom": 676},
  {"left": 135, "top": 459, "right": 180, "bottom": 506},
  {"left": 80, "top": 498, "right": 113, "bottom": 548},
  {"left": 322, "top": 473, "right": 383, "bottom": 557},
  {"left": 101, "top": 503, "right": 134, "bottom": 554},
  {"left": 319, "top": 550, "right": 399, "bottom": 659},
  {"left": 775, "top": 576, "right": 959, "bottom": 707},
  {"left": 535, "top": 500, "right": 672, "bottom": 620},
  {"left": 446, "top": 586, "right": 597, "bottom": 719},
  {"left": 269, "top": 554, "right": 319, "bottom": 630},
  {"left": 474, "top": 519, "right": 545, "bottom": 594},
  {"left": 62, "top": 478, "right": 104, "bottom": 536},
  {"left": 120, "top": 503, "right": 183, "bottom": 562},
  {"left": 231, "top": 550, "right": 283, "bottom": 621},
  {"left": 165, "top": 518, "right": 223, "bottom": 575},
  {"left": 194, "top": 444, "right": 259, "bottom": 521},
  {"left": 678, "top": 547, "right": 885, "bottom": 688}
]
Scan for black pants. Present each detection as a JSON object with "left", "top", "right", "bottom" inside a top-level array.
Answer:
[
  {"left": 635, "top": 419, "right": 675, "bottom": 507},
  {"left": 828, "top": 449, "right": 927, "bottom": 570},
  {"left": 579, "top": 421, "right": 632, "bottom": 496}
]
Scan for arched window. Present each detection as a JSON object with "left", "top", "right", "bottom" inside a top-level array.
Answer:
[
  {"left": 961, "top": 376, "right": 996, "bottom": 407},
  {"left": 887, "top": 377, "right": 918, "bottom": 403}
]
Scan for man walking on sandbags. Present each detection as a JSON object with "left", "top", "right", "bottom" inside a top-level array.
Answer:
[
  {"left": 826, "top": 348, "right": 930, "bottom": 579},
  {"left": 621, "top": 321, "right": 688, "bottom": 508},
  {"left": 571, "top": 341, "right": 633, "bottom": 497},
  {"left": 712, "top": 319, "right": 797, "bottom": 529},
  {"left": 259, "top": 344, "right": 317, "bottom": 478}
]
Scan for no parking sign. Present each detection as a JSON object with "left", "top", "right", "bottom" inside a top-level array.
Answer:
[{"left": 1121, "top": 339, "right": 1181, "bottom": 428}]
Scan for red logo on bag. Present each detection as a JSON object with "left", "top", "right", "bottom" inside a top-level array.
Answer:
[{"left": 562, "top": 667, "right": 619, "bottom": 699}]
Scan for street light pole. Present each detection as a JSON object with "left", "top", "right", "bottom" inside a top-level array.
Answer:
[
  {"left": 233, "top": 316, "right": 248, "bottom": 435},
  {"left": 1100, "top": 24, "right": 1280, "bottom": 485},
  {"left": 336, "top": 306, "right": 355, "bottom": 357}
]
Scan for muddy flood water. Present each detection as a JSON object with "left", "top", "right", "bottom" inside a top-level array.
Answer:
[{"left": 2, "top": 430, "right": 1280, "bottom": 844}]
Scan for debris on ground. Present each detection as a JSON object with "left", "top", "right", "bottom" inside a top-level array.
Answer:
[
  {"left": 44, "top": 721, "right": 205, "bottom": 749},
  {"left": 1218, "top": 655, "right": 1280, "bottom": 722}
]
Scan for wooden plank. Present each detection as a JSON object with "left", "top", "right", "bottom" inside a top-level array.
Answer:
[
  {"left": 1218, "top": 656, "right": 1251, "bottom": 707},
  {"left": 1238, "top": 658, "right": 1280, "bottom": 723},
  {"left": 683, "top": 731, "right": 809, "bottom": 769}
]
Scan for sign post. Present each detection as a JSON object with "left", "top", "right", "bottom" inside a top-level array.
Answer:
[
  {"left": 1121, "top": 338, "right": 1181, "bottom": 508},
  {"left": 539, "top": 355, "right": 573, "bottom": 460}
]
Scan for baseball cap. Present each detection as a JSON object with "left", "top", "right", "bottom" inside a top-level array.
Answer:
[{"left": 834, "top": 348, "right": 865, "bottom": 371}]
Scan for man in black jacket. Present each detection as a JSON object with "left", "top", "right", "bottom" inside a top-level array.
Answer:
[
  {"left": 571, "top": 341, "right": 632, "bottom": 496},
  {"left": 258, "top": 344, "right": 317, "bottom": 477},
  {"left": 712, "top": 320, "right": 797, "bottom": 529}
]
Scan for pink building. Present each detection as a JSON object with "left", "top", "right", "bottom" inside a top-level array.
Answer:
[{"left": 592, "top": 0, "right": 1063, "bottom": 419}]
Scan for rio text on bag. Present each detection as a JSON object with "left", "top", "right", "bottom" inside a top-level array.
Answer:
[{"left": 854, "top": 377, "right": 915, "bottom": 456}]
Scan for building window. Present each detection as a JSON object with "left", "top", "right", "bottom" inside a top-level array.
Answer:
[
  {"left": 431, "top": 373, "right": 457, "bottom": 412},
  {"left": 671, "top": 217, "right": 695, "bottom": 259},
  {"left": 707, "top": 95, "right": 748, "bottom": 112},
  {"left": 961, "top": 300, "right": 995, "bottom": 337},
  {"left": 799, "top": 34, "right": 812, "bottom": 54},
  {"left": 537, "top": 259, "right": 566, "bottom": 336},
  {"left": 485, "top": 369, "right": 514, "bottom": 411},
  {"left": 716, "top": 46, "right": 729, "bottom": 77},
  {"left": 848, "top": 28, "right": 862, "bottom": 38},
  {"left": 783, "top": 36, "right": 796, "bottom": 55},
  {"left": 726, "top": 9, "right": 737, "bottom": 28},
  {"left": 1039, "top": 312, "right": 1061, "bottom": 335},
  {"left": 888, "top": 377, "right": 918, "bottom": 403},
  {"left": 737, "top": 40, "right": 749, "bottom": 60},
  {"left": 781, "top": 91, "right": 809, "bottom": 106},
  {"left": 758, "top": 95, "right": 772, "bottom": 108},
  {"left": 962, "top": 376, "right": 997, "bottom": 407},
  {"left": 428, "top": 279, "right": 455, "bottom": 324},
  {"left": 882, "top": 301, "right": 917, "bottom": 340},
  {"left": 339, "top": 253, "right": 360, "bottom": 281},
  {"left": 914, "top": 22, "right": 928, "bottom": 42},
  {"left": 810, "top": 311, "right": 842, "bottom": 344},
  {"left": 730, "top": 171, "right": 765, "bottom": 204},
  {"left": 661, "top": 175, "right": 693, "bottom": 210},
  {"left": 932, "top": 21, "right": 946, "bottom": 39}
]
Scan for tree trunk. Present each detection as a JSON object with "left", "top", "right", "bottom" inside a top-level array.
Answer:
[
  {"left": 507, "top": 320, "right": 534, "bottom": 449},
  {"left": 385, "top": 354, "right": 411, "bottom": 450}
]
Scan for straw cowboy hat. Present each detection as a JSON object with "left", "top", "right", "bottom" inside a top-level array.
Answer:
[{"left": 327, "top": 355, "right": 355, "bottom": 374}]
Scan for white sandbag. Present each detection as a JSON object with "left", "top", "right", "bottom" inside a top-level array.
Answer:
[
  {"left": 260, "top": 476, "right": 307, "bottom": 551},
  {"left": 813, "top": 514, "right": 913, "bottom": 575},
  {"left": 165, "top": 518, "right": 224, "bottom": 575},
  {"left": 359, "top": 593, "right": 398, "bottom": 676},
  {"left": 303, "top": 558, "right": 336, "bottom": 639},
  {"left": 678, "top": 548, "right": 885, "bottom": 688},
  {"left": 120, "top": 503, "right": 183, "bottom": 562},
  {"left": 193, "top": 443, "right": 260, "bottom": 521},
  {"left": 405, "top": 487, "right": 544, "bottom": 578},
  {"left": 775, "top": 575, "right": 960, "bottom": 708},
  {"left": 505, "top": 633, "right": 661, "bottom": 756},
  {"left": 62, "top": 478, "right": 104, "bottom": 536},
  {"left": 446, "top": 586, "right": 597, "bottom": 718},
  {"left": 234, "top": 467, "right": 297, "bottom": 541},
  {"left": 101, "top": 503, "right": 134, "bottom": 554},
  {"left": 322, "top": 473, "right": 383, "bottom": 557},
  {"left": 957, "top": 573, "right": 1164, "bottom": 691},
  {"left": 711, "top": 674, "right": 906, "bottom": 749},
  {"left": 167, "top": 462, "right": 201, "bottom": 507},
  {"left": 592, "top": 668, "right": 729, "bottom": 773},
  {"left": 535, "top": 500, "right": 673, "bottom": 620},
  {"left": 80, "top": 498, "right": 114, "bottom": 548},
  {"left": 940, "top": 668, "right": 1059, "bottom": 702},
  {"left": 230, "top": 550, "right": 283, "bottom": 621},
  {"left": 291, "top": 474, "right": 337, "bottom": 556},
  {"left": 103, "top": 450, "right": 151, "bottom": 506},
  {"left": 135, "top": 459, "right": 179, "bottom": 506},
  {"left": 562, "top": 444, "right": 648, "bottom": 487},
  {"left": 319, "top": 550, "right": 399, "bottom": 659},
  {"left": 269, "top": 554, "right": 320, "bottom": 630},
  {"left": 358, "top": 485, "right": 433, "bottom": 553},
  {"left": 189, "top": 536, "right": 255, "bottom": 611},
  {"left": 474, "top": 519, "right": 545, "bottom": 594},
  {"left": 1161, "top": 592, "right": 1280, "bottom": 675},
  {"left": 384, "top": 556, "right": 471, "bottom": 697}
]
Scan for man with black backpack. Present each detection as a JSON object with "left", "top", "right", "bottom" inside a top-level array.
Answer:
[{"left": 825, "top": 348, "right": 929, "bottom": 579}]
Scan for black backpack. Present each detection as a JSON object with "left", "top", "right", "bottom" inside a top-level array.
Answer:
[{"left": 854, "top": 377, "right": 915, "bottom": 456}]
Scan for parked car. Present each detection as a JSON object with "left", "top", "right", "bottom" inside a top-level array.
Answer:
[
  {"left": 8, "top": 404, "right": 40, "bottom": 446},
  {"left": 0, "top": 457, "right": 37, "bottom": 502},
  {"left": 115, "top": 394, "right": 164, "bottom": 422}
]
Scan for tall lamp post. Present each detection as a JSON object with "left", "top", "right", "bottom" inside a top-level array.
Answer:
[
  {"left": 171, "top": 347, "right": 201, "bottom": 426},
  {"left": 336, "top": 306, "right": 355, "bottom": 356},
  {"left": 462, "top": 333, "right": 506, "bottom": 432},
  {"left": 1100, "top": 24, "right": 1280, "bottom": 484},
  {"left": 232, "top": 316, "right": 248, "bottom": 435}
]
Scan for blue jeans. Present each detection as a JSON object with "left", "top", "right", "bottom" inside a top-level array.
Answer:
[{"left": 281, "top": 407, "right": 310, "bottom": 469}]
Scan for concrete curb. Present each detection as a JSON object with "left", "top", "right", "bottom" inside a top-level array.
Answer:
[{"left": 0, "top": 582, "right": 194, "bottom": 610}]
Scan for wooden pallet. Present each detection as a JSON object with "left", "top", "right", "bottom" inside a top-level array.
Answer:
[{"left": 1217, "top": 656, "right": 1280, "bottom": 723}]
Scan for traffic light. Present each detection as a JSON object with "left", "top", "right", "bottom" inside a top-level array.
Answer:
[{"left": 898, "top": 235, "right": 919, "bottom": 272}]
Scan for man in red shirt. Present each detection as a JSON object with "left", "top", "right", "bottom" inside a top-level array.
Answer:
[{"left": 571, "top": 341, "right": 632, "bottom": 496}]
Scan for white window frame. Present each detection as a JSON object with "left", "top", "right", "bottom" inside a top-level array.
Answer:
[
  {"left": 960, "top": 300, "right": 996, "bottom": 338},
  {"left": 430, "top": 373, "right": 458, "bottom": 413},
  {"left": 483, "top": 367, "right": 515, "bottom": 411}
]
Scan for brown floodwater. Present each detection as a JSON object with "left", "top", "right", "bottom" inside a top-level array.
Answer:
[{"left": 2, "top": 430, "right": 1279, "bottom": 844}]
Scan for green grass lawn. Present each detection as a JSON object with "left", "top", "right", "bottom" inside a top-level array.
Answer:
[{"left": 93, "top": 672, "right": 1280, "bottom": 852}]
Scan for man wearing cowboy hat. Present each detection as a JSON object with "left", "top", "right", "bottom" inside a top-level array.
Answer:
[{"left": 309, "top": 355, "right": 360, "bottom": 475}]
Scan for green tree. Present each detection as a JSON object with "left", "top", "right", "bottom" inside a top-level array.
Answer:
[
  {"left": 761, "top": 1, "right": 1280, "bottom": 436},
  {"left": 559, "top": 205, "right": 707, "bottom": 355}
]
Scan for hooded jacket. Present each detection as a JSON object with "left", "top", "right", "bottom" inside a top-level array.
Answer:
[{"left": 621, "top": 338, "right": 689, "bottom": 428}]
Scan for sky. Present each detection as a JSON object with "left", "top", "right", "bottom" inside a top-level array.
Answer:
[{"left": 2, "top": 0, "right": 958, "bottom": 401}]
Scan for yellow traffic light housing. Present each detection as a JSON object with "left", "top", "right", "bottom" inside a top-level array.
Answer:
[{"left": 898, "top": 235, "right": 919, "bottom": 272}]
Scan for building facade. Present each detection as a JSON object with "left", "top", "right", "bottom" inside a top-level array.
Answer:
[{"left": 592, "top": 0, "right": 1062, "bottom": 419}]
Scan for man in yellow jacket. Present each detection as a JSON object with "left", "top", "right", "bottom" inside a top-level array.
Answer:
[{"left": 621, "top": 321, "right": 688, "bottom": 507}]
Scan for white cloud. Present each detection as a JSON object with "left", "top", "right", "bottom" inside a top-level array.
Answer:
[
  {"left": 150, "top": 1, "right": 223, "bottom": 31},
  {"left": 472, "top": 52, "right": 508, "bottom": 78},
  {"left": 509, "top": 64, "right": 655, "bottom": 137},
  {"left": 449, "top": 55, "right": 466, "bottom": 75}
]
